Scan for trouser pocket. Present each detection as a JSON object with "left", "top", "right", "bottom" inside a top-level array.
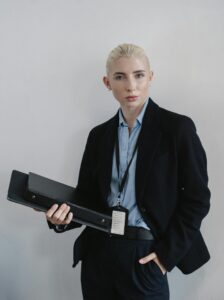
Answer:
[{"left": 134, "top": 240, "right": 168, "bottom": 293}]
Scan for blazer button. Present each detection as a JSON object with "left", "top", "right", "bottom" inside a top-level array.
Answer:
[{"left": 141, "top": 207, "right": 146, "bottom": 213}]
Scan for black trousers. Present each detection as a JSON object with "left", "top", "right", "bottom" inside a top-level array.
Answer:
[{"left": 80, "top": 231, "right": 169, "bottom": 300}]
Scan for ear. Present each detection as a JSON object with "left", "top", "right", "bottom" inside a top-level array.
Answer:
[
  {"left": 149, "top": 70, "right": 154, "bottom": 82},
  {"left": 103, "top": 76, "right": 112, "bottom": 90}
]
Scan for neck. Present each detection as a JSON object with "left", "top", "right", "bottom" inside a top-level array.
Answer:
[{"left": 121, "top": 105, "right": 144, "bottom": 129}]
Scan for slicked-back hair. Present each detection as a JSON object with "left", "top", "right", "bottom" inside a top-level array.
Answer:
[{"left": 106, "top": 43, "right": 150, "bottom": 75}]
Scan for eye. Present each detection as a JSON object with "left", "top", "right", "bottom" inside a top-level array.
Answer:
[
  {"left": 135, "top": 73, "right": 145, "bottom": 78},
  {"left": 114, "top": 75, "right": 123, "bottom": 80}
]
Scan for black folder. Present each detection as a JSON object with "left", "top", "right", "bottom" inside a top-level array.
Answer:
[{"left": 7, "top": 170, "right": 112, "bottom": 233}]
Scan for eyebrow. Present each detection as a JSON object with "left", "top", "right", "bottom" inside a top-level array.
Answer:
[{"left": 113, "top": 70, "right": 146, "bottom": 76}]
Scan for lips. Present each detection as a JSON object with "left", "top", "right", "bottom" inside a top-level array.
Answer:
[{"left": 126, "top": 96, "right": 138, "bottom": 100}]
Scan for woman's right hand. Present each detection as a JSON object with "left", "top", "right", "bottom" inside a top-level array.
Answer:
[{"left": 45, "top": 203, "right": 73, "bottom": 225}]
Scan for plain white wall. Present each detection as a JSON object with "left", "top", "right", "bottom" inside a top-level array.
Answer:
[{"left": 0, "top": 0, "right": 223, "bottom": 299}]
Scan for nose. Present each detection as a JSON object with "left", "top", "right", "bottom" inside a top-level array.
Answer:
[{"left": 125, "top": 77, "right": 136, "bottom": 92}]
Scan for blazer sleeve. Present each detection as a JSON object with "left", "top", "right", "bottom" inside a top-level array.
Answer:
[
  {"left": 48, "top": 129, "right": 97, "bottom": 233},
  {"left": 154, "top": 117, "right": 211, "bottom": 271}
]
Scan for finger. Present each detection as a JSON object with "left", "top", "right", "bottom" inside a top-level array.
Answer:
[
  {"left": 55, "top": 206, "right": 71, "bottom": 224},
  {"left": 46, "top": 204, "right": 59, "bottom": 219},
  {"left": 139, "top": 252, "right": 157, "bottom": 264},
  {"left": 154, "top": 260, "right": 166, "bottom": 274},
  {"left": 46, "top": 203, "right": 66, "bottom": 222},
  {"left": 52, "top": 203, "right": 69, "bottom": 223},
  {"left": 153, "top": 257, "right": 167, "bottom": 274},
  {"left": 63, "top": 212, "right": 73, "bottom": 225}
]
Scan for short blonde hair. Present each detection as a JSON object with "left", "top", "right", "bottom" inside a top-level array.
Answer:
[{"left": 106, "top": 43, "right": 150, "bottom": 75}]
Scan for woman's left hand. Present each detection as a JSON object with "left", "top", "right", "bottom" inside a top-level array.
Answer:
[{"left": 139, "top": 252, "right": 167, "bottom": 275}]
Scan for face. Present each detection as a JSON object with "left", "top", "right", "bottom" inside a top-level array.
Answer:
[{"left": 103, "top": 55, "right": 153, "bottom": 112}]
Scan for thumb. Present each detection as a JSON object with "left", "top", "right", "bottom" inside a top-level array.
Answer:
[{"left": 139, "top": 252, "right": 157, "bottom": 264}]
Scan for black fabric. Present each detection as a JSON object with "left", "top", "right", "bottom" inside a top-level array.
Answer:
[
  {"left": 50, "top": 97, "right": 211, "bottom": 274},
  {"left": 80, "top": 228, "right": 169, "bottom": 300}
]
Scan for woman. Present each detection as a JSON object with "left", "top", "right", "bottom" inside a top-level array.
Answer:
[{"left": 46, "top": 43, "right": 211, "bottom": 300}]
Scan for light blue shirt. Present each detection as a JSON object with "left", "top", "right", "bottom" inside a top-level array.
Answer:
[{"left": 107, "top": 98, "right": 150, "bottom": 229}]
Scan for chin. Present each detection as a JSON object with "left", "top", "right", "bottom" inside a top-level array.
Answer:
[{"left": 127, "top": 100, "right": 142, "bottom": 107}]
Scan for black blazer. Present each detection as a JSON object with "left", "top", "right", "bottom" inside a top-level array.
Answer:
[{"left": 50, "top": 97, "right": 211, "bottom": 274}]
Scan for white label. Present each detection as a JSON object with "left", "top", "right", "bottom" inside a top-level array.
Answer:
[{"left": 111, "top": 210, "right": 126, "bottom": 235}]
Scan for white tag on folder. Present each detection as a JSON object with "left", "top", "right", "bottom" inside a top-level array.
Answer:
[{"left": 111, "top": 209, "right": 126, "bottom": 235}]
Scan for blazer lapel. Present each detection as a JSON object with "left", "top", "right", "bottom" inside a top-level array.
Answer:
[
  {"left": 135, "top": 98, "right": 162, "bottom": 203},
  {"left": 98, "top": 112, "right": 119, "bottom": 205}
]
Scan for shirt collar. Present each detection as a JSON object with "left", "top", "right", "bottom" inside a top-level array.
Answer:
[{"left": 119, "top": 97, "right": 149, "bottom": 127}]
